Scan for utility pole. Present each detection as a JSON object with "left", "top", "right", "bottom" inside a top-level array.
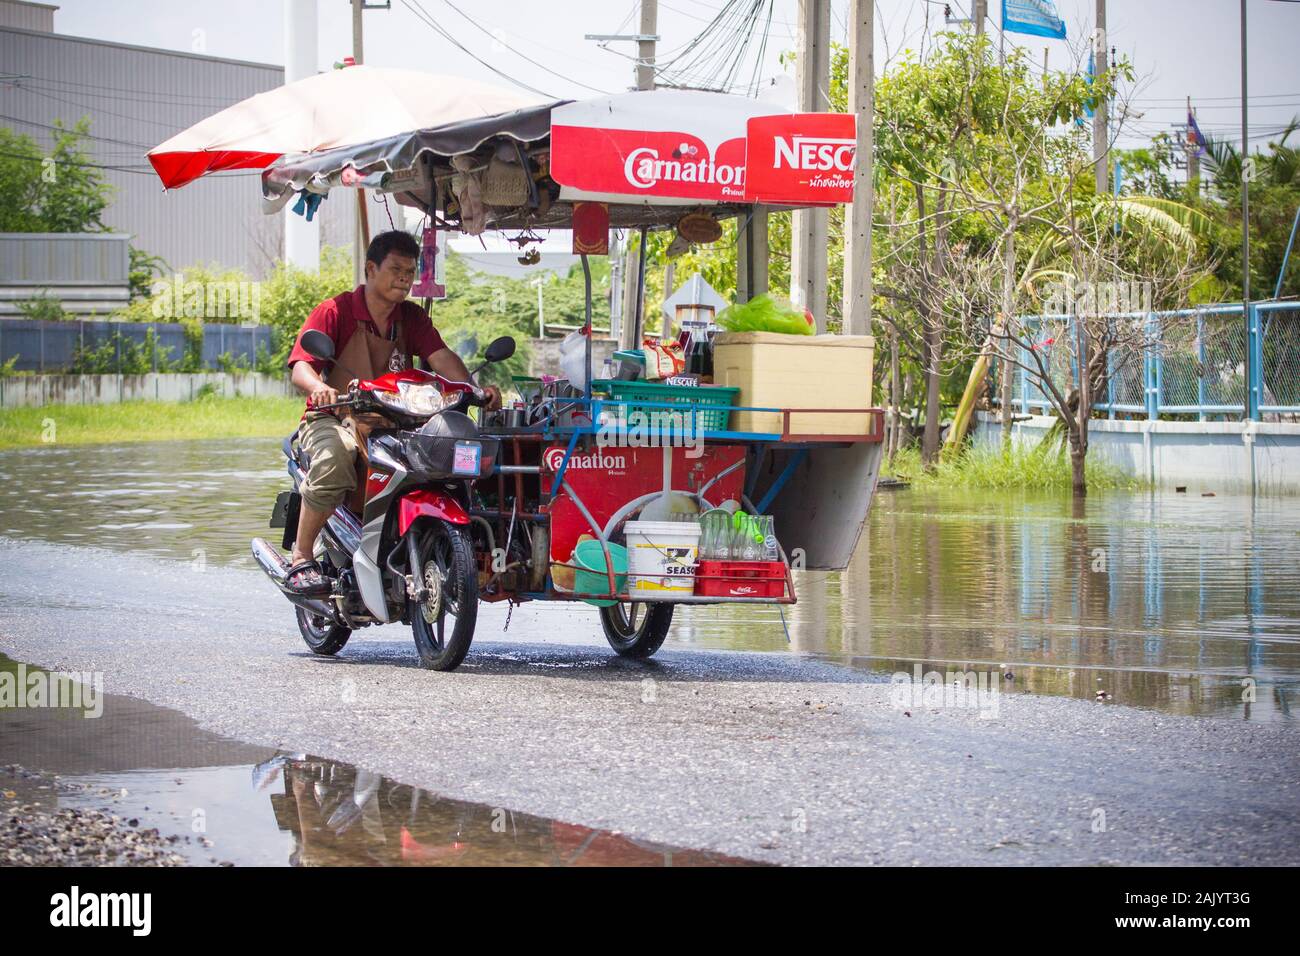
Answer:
[
  {"left": 1241, "top": 0, "right": 1253, "bottom": 421},
  {"left": 1186, "top": 96, "right": 1200, "bottom": 190},
  {"left": 283, "top": 0, "right": 319, "bottom": 272},
  {"left": 351, "top": 0, "right": 370, "bottom": 287},
  {"left": 620, "top": 0, "right": 657, "bottom": 348},
  {"left": 974, "top": 0, "right": 987, "bottom": 37},
  {"left": 790, "top": 0, "right": 832, "bottom": 328},
  {"left": 1093, "top": 0, "right": 1109, "bottom": 195},
  {"left": 737, "top": 209, "right": 769, "bottom": 303},
  {"left": 842, "top": 0, "right": 873, "bottom": 336},
  {"left": 661, "top": 260, "right": 674, "bottom": 339},
  {"left": 636, "top": 0, "right": 657, "bottom": 93}
]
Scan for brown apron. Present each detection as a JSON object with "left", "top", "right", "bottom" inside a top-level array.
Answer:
[{"left": 325, "top": 313, "right": 408, "bottom": 511}]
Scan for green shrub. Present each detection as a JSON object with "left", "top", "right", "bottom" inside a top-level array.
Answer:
[
  {"left": 67, "top": 328, "right": 177, "bottom": 374},
  {"left": 885, "top": 442, "right": 1143, "bottom": 492},
  {"left": 16, "top": 293, "right": 69, "bottom": 322}
]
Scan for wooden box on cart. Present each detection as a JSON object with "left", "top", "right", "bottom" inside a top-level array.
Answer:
[{"left": 712, "top": 332, "right": 875, "bottom": 436}]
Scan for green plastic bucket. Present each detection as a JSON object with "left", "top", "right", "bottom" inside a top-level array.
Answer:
[{"left": 573, "top": 539, "right": 627, "bottom": 607}]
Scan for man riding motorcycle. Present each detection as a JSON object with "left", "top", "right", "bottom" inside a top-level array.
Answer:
[{"left": 284, "top": 229, "right": 501, "bottom": 593}]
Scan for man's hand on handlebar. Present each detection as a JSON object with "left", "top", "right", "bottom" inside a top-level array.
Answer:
[
  {"left": 481, "top": 385, "right": 502, "bottom": 411},
  {"left": 308, "top": 383, "right": 339, "bottom": 409}
]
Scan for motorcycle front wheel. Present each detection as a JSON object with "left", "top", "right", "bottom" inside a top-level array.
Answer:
[{"left": 410, "top": 522, "right": 478, "bottom": 671}]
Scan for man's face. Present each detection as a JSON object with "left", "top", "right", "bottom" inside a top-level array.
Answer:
[{"left": 366, "top": 252, "right": 417, "bottom": 304}]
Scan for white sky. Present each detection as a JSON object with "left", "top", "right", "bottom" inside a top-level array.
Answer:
[{"left": 44, "top": 0, "right": 1299, "bottom": 153}]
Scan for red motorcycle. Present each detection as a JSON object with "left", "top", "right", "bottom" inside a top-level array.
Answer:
[{"left": 252, "top": 329, "right": 515, "bottom": 671}]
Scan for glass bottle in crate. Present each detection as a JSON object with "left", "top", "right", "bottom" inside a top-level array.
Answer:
[
  {"left": 755, "top": 515, "right": 778, "bottom": 561},
  {"left": 699, "top": 510, "right": 725, "bottom": 560},
  {"left": 731, "top": 513, "right": 761, "bottom": 562}
]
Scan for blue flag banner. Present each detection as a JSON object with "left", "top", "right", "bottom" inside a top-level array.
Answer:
[
  {"left": 1084, "top": 50, "right": 1095, "bottom": 119},
  {"left": 1187, "top": 110, "right": 1207, "bottom": 157},
  {"left": 1003, "top": 0, "right": 1068, "bottom": 39}
]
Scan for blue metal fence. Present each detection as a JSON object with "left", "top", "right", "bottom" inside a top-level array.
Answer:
[
  {"left": 1001, "top": 301, "right": 1300, "bottom": 421},
  {"left": 0, "top": 319, "right": 275, "bottom": 373}
]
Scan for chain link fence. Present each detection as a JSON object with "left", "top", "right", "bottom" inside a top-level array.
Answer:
[
  {"left": 0, "top": 319, "right": 276, "bottom": 374},
  {"left": 1000, "top": 302, "right": 1300, "bottom": 421}
]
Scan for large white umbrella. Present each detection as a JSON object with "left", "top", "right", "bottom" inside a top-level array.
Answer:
[{"left": 147, "top": 65, "right": 544, "bottom": 189}]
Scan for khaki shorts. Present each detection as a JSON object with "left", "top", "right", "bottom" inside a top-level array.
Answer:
[{"left": 298, "top": 412, "right": 360, "bottom": 512}]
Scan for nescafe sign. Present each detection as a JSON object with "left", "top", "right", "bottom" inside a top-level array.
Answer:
[{"left": 743, "top": 113, "right": 857, "bottom": 205}]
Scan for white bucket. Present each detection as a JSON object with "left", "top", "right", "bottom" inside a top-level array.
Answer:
[{"left": 625, "top": 520, "right": 701, "bottom": 600}]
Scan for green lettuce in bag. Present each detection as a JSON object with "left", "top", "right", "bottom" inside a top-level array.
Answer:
[{"left": 716, "top": 293, "right": 815, "bottom": 335}]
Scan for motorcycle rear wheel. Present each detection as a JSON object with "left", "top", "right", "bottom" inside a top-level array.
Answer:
[
  {"left": 410, "top": 522, "right": 478, "bottom": 671},
  {"left": 295, "top": 606, "right": 352, "bottom": 656}
]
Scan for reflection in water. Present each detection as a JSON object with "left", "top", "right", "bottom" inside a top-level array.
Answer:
[
  {"left": 2, "top": 439, "right": 1297, "bottom": 720},
  {"left": 257, "top": 753, "right": 747, "bottom": 867},
  {"left": 680, "top": 489, "right": 1300, "bottom": 721},
  {"left": 0, "top": 657, "right": 749, "bottom": 866}
]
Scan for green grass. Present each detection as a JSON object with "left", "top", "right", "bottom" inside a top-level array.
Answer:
[
  {"left": 884, "top": 442, "right": 1145, "bottom": 492},
  {"left": 0, "top": 395, "right": 305, "bottom": 449}
]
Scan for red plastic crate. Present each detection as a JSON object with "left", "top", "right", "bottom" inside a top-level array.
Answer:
[{"left": 693, "top": 560, "right": 787, "bottom": 598}]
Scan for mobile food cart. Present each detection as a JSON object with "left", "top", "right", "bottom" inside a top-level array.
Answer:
[{"left": 254, "top": 88, "right": 885, "bottom": 660}]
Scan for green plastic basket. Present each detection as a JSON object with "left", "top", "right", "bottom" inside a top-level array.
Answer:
[{"left": 592, "top": 379, "right": 738, "bottom": 431}]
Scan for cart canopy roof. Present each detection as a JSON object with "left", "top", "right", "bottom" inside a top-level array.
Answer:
[
  {"left": 261, "top": 90, "right": 857, "bottom": 231},
  {"left": 149, "top": 66, "right": 546, "bottom": 190}
]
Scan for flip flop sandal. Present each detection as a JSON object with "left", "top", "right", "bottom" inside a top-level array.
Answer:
[{"left": 285, "top": 560, "right": 330, "bottom": 595}]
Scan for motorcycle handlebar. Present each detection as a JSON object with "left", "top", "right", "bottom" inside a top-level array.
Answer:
[
  {"left": 309, "top": 398, "right": 359, "bottom": 411},
  {"left": 311, "top": 388, "right": 489, "bottom": 414}
]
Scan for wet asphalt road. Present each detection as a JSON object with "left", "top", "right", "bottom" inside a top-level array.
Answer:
[{"left": 2, "top": 537, "right": 1297, "bottom": 866}]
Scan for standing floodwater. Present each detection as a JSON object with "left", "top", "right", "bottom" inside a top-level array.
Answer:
[{"left": 2, "top": 439, "right": 1295, "bottom": 720}]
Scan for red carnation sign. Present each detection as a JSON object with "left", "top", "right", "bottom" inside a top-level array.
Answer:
[
  {"left": 548, "top": 92, "right": 856, "bottom": 208},
  {"left": 551, "top": 126, "right": 750, "bottom": 203}
]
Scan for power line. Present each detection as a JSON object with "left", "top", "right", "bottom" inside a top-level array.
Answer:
[
  {"left": 0, "top": 112, "right": 154, "bottom": 150},
  {"left": 657, "top": 0, "right": 777, "bottom": 96},
  {"left": 4, "top": 82, "right": 204, "bottom": 131},
  {"left": 399, "top": 0, "right": 557, "bottom": 99},
  {"left": 1135, "top": 91, "right": 1300, "bottom": 103},
  {"left": 3, "top": 72, "right": 246, "bottom": 107},
  {"left": 432, "top": 0, "right": 611, "bottom": 94},
  {"left": 0, "top": 146, "right": 169, "bottom": 175}
]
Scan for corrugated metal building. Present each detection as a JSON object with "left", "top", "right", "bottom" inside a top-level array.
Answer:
[
  {"left": 0, "top": 0, "right": 354, "bottom": 278},
  {"left": 0, "top": 232, "right": 130, "bottom": 316}
]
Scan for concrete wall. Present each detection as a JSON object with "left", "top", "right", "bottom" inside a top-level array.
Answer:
[
  {"left": 974, "top": 411, "right": 1300, "bottom": 494},
  {"left": 0, "top": 372, "right": 293, "bottom": 408}
]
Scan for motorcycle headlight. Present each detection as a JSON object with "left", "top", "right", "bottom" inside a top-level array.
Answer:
[{"left": 374, "top": 381, "right": 447, "bottom": 417}]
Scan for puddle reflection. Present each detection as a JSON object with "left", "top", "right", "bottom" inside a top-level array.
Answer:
[
  {"left": 258, "top": 753, "right": 747, "bottom": 867},
  {"left": 1, "top": 656, "right": 749, "bottom": 867}
]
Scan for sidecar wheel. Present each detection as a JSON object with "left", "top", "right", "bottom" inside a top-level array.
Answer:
[{"left": 599, "top": 601, "right": 673, "bottom": 659}]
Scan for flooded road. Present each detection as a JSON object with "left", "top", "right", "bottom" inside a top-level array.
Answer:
[
  {"left": 1, "top": 654, "right": 748, "bottom": 866},
  {"left": 2, "top": 533, "right": 1297, "bottom": 864},
  {"left": 2, "top": 438, "right": 1295, "bottom": 720}
]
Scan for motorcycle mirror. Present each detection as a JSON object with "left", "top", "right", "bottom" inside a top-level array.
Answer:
[
  {"left": 484, "top": 336, "right": 516, "bottom": 364},
  {"left": 300, "top": 329, "right": 335, "bottom": 363}
]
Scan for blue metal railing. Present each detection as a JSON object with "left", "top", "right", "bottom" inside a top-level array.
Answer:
[{"left": 997, "top": 301, "right": 1300, "bottom": 421}]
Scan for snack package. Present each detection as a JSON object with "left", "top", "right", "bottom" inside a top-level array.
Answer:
[{"left": 642, "top": 337, "right": 686, "bottom": 380}]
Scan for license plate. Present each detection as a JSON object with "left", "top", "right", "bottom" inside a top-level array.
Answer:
[{"left": 452, "top": 440, "right": 481, "bottom": 476}]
